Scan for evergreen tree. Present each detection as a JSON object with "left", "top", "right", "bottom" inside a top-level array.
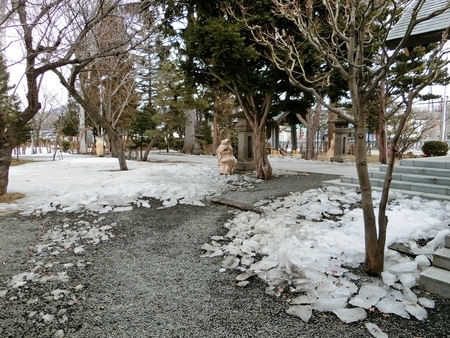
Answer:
[
  {"left": 182, "top": 0, "right": 317, "bottom": 179},
  {"left": 0, "top": 52, "right": 24, "bottom": 151}
]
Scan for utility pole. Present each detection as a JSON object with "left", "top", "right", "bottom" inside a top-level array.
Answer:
[{"left": 441, "top": 90, "right": 448, "bottom": 142}]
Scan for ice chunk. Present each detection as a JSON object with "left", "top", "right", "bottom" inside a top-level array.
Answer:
[
  {"left": 240, "top": 255, "right": 254, "bottom": 266},
  {"left": 415, "top": 255, "right": 430, "bottom": 267},
  {"left": 210, "top": 236, "right": 224, "bottom": 241},
  {"left": 286, "top": 305, "right": 312, "bottom": 323},
  {"left": 376, "top": 298, "right": 410, "bottom": 319},
  {"left": 399, "top": 273, "right": 416, "bottom": 289},
  {"left": 236, "top": 272, "right": 253, "bottom": 281},
  {"left": 405, "top": 302, "right": 427, "bottom": 321},
  {"left": 74, "top": 246, "right": 84, "bottom": 254},
  {"left": 240, "top": 245, "right": 255, "bottom": 255},
  {"left": 209, "top": 250, "right": 223, "bottom": 258},
  {"left": 290, "top": 295, "right": 316, "bottom": 305},
  {"left": 224, "top": 229, "right": 238, "bottom": 238},
  {"left": 358, "top": 283, "right": 388, "bottom": 298},
  {"left": 312, "top": 296, "right": 348, "bottom": 311},
  {"left": 249, "top": 258, "right": 278, "bottom": 272},
  {"left": 345, "top": 272, "right": 360, "bottom": 281},
  {"left": 221, "top": 256, "right": 240, "bottom": 269},
  {"left": 54, "top": 329, "right": 65, "bottom": 338},
  {"left": 381, "top": 271, "right": 397, "bottom": 285},
  {"left": 8, "top": 272, "right": 37, "bottom": 288},
  {"left": 192, "top": 200, "right": 205, "bottom": 207},
  {"left": 418, "top": 297, "right": 435, "bottom": 308},
  {"left": 333, "top": 307, "right": 367, "bottom": 323},
  {"left": 402, "top": 286, "right": 418, "bottom": 303},
  {"left": 56, "top": 272, "right": 70, "bottom": 283},
  {"left": 51, "top": 289, "right": 70, "bottom": 300},
  {"left": 304, "top": 268, "right": 326, "bottom": 281},
  {"left": 236, "top": 281, "right": 249, "bottom": 287},
  {"left": 162, "top": 199, "right": 177, "bottom": 208},
  {"left": 42, "top": 314, "right": 55, "bottom": 323},
  {"left": 365, "top": 323, "right": 388, "bottom": 338},
  {"left": 200, "top": 243, "right": 219, "bottom": 252},
  {"left": 388, "top": 261, "right": 418, "bottom": 275},
  {"left": 349, "top": 295, "right": 381, "bottom": 309}
]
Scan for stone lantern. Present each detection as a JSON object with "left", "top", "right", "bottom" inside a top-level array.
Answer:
[
  {"left": 192, "top": 133, "right": 203, "bottom": 155},
  {"left": 234, "top": 113, "right": 255, "bottom": 171},
  {"left": 330, "top": 120, "right": 350, "bottom": 163}
]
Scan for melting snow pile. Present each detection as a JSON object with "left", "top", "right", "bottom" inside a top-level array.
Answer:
[{"left": 202, "top": 186, "right": 450, "bottom": 327}]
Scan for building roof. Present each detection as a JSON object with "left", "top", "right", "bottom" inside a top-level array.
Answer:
[
  {"left": 267, "top": 111, "right": 303, "bottom": 125},
  {"left": 386, "top": 0, "right": 450, "bottom": 48}
]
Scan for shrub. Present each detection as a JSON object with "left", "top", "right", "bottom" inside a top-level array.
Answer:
[
  {"left": 421, "top": 141, "right": 449, "bottom": 157},
  {"left": 61, "top": 140, "right": 71, "bottom": 152},
  {"left": 173, "top": 138, "right": 184, "bottom": 151}
]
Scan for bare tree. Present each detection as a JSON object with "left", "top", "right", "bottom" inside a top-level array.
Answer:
[
  {"left": 237, "top": 0, "right": 450, "bottom": 275},
  {"left": 296, "top": 102, "right": 322, "bottom": 160},
  {"left": 0, "top": 0, "right": 154, "bottom": 193},
  {"left": 52, "top": 4, "right": 156, "bottom": 170},
  {"left": 389, "top": 107, "right": 441, "bottom": 158},
  {"left": 75, "top": 54, "right": 139, "bottom": 160}
]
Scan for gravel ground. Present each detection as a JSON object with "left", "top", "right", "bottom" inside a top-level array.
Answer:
[{"left": 1, "top": 172, "right": 449, "bottom": 338}]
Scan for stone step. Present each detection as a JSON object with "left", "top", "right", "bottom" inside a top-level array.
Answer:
[
  {"left": 340, "top": 176, "right": 450, "bottom": 196},
  {"left": 321, "top": 179, "right": 450, "bottom": 201},
  {"left": 419, "top": 267, "right": 450, "bottom": 299},
  {"left": 379, "top": 165, "right": 450, "bottom": 178},
  {"left": 433, "top": 247, "right": 450, "bottom": 270},
  {"left": 399, "top": 158, "right": 450, "bottom": 170},
  {"left": 370, "top": 171, "right": 450, "bottom": 186}
]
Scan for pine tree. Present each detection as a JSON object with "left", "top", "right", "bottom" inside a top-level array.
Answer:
[{"left": 0, "top": 52, "right": 24, "bottom": 153}]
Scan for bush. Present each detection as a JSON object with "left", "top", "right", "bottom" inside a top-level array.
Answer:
[
  {"left": 61, "top": 140, "right": 71, "bottom": 152},
  {"left": 421, "top": 141, "right": 449, "bottom": 157},
  {"left": 173, "top": 138, "right": 184, "bottom": 152}
]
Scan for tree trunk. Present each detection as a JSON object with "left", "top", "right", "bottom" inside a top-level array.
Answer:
[
  {"left": 110, "top": 134, "right": 127, "bottom": 170},
  {"left": 298, "top": 103, "right": 321, "bottom": 160},
  {"left": 305, "top": 128, "right": 316, "bottom": 160},
  {"left": 0, "top": 141, "right": 13, "bottom": 195},
  {"left": 33, "top": 127, "right": 40, "bottom": 154},
  {"left": 253, "top": 123, "right": 272, "bottom": 180},
  {"left": 354, "top": 121, "right": 384, "bottom": 275},
  {"left": 182, "top": 109, "right": 196, "bottom": 154},
  {"left": 378, "top": 119, "right": 388, "bottom": 164},
  {"left": 378, "top": 79, "right": 388, "bottom": 164},
  {"left": 142, "top": 131, "right": 164, "bottom": 161}
]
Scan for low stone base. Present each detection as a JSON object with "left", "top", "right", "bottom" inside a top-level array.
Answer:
[
  {"left": 235, "top": 161, "right": 255, "bottom": 172},
  {"left": 330, "top": 156, "right": 348, "bottom": 163}
]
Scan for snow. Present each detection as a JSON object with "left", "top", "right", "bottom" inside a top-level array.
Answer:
[{"left": 2, "top": 153, "right": 450, "bottom": 328}]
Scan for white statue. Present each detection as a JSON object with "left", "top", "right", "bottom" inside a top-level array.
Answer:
[{"left": 216, "top": 138, "right": 237, "bottom": 175}]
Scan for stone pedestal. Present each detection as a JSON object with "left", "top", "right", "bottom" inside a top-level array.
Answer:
[
  {"left": 235, "top": 115, "right": 255, "bottom": 171},
  {"left": 192, "top": 134, "right": 203, "bottom": 155},
  {"left": 330, "top": 121, "right": 349, "bottom": 163}
]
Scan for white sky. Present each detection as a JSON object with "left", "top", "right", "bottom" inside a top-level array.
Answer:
[{"left": 2, "top": 153, "right": 449, "bottom": 332}]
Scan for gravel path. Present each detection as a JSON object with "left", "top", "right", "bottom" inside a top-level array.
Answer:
[{"left": 1, "top": 173, "right": 449, "bottom": 338}]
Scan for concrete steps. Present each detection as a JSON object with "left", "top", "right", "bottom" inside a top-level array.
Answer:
[
  {"left": 419, "top": 235, "right": 450, "bottom": 299},
  {"left": 322, "top": 157, "right": 450, "bottom": 201}
]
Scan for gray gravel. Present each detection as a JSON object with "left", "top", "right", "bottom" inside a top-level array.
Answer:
[{"left": 1, "top": 172, "right": 449, "bottom": 338}]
